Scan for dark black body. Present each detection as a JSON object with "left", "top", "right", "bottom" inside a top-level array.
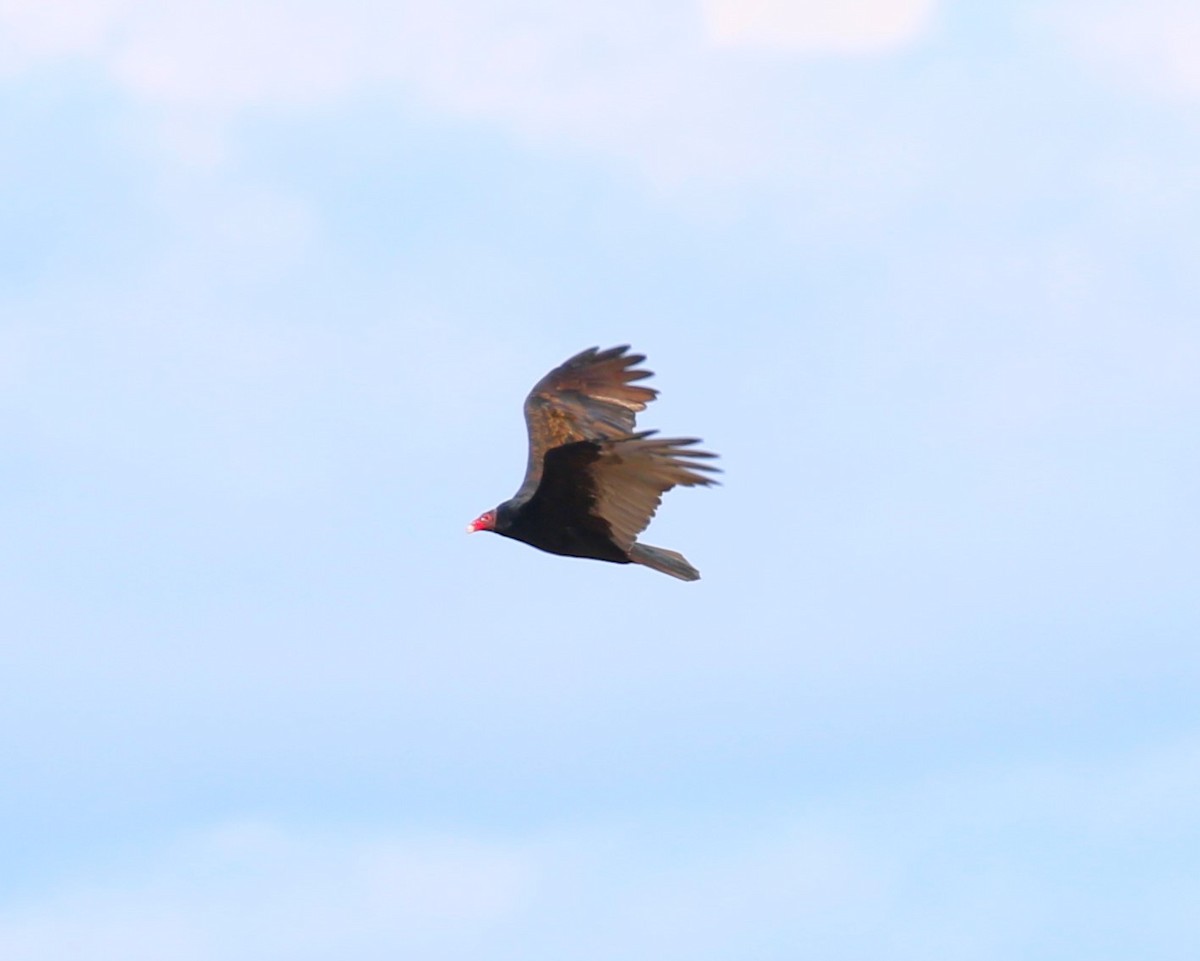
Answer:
[{"left": 493, "top": 441, "right": 631, "bottom": 564}]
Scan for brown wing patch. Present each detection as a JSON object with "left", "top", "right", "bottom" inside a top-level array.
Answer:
[
  {"left": 517, "top": 346, "right": 659, "bottom": 500},
  {"left": 588, "top": 434, "right": 720, "bottom": 551},
  {"left": 537, "top": 406, "right": 591, "bottom": 453}
]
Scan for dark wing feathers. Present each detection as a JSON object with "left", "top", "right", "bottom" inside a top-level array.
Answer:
[
  {"left": 516, "top": 346, "right": 658, "bottom": 500},
  {"left": 532, "top": 432, "right": 719, "bottom": 551},
  {"left": 588, "top": 433, "right": 719, "bottom": 550}
]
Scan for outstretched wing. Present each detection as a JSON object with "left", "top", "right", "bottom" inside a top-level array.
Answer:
[
  {"left": 531, "top": 433, "right": 719, "bottom": 550},
  {"left": 515, "top": 346, "right": 658, "bottom": 501},
  {"left": 586, "top": 433, "right": 720, "bottom": 550}
]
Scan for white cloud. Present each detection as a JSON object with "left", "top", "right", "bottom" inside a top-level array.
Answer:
[
  {"left": 0, "top": 819, "right": 882, "bottom": 961},
  {"left": 107, "top": 1, "right": 362, "bottom": 109},
  {"left": 3, "top": 738, "right": 1198, "bottom": 961},
  {"left": 0, "top": 0, "right": 133, "bottom": 74},
  {"left": 0, "top": 0, "right": 939, "bottom": 180},
  {"left": 0, "top": 824, "right": 536, "bottom": 961},
  {"left": 1048, "top": 0, "right": 1200, "bottom": 99},
  {"left": 703, "top": 0, "right": 938, "bottom": 53}
]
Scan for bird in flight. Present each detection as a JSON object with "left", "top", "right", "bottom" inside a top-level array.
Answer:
[{"left": 468, "top": 345, "right": 719, "bottom": 580}]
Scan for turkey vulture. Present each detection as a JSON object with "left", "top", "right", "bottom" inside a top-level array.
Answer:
[{"left": 468, "top": 345, "right": 719, "bottom": 581}]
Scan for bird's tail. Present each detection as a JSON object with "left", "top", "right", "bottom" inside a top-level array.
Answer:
[{"left": 628, "top": 543, "right": 700, "bottom": 582}]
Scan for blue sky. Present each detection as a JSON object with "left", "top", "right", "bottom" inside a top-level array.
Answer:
[{"left": 2, "top": 1, "right": 1198, "bottom": 957}]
